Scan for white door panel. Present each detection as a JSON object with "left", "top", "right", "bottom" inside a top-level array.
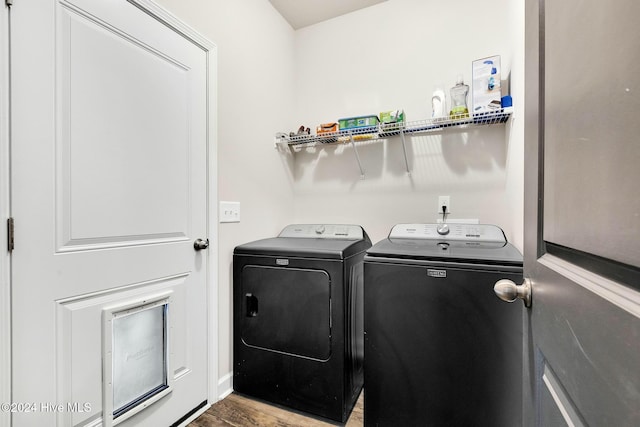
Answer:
[
  {"left": 58, "top": 274, "right": 189, "bottom": 426},
  {"left": 10, "top": 1, "right": 212, "bottom": 426},
  {"left": 58, "top": 4, "right": 200, "bottom": 251}
]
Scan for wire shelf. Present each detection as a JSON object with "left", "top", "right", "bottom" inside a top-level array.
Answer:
[{"left": 276, "top": 107, "right": 513, "bottom": 148}]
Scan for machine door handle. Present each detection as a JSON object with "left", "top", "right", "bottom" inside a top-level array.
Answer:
[
  {"left": 494, "top": 278, "right": 532, "bottom": 307},
  {"left": 193, "top": 238, "right": 209, "bottom": 251},
  {"left": 246, "top": 293, "right": 258, "bottom": 317}
]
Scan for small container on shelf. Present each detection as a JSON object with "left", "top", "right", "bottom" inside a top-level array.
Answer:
[
  {"left": 316, "top": 122, "right": 339, "bottom": 134},
  {"left": 379, "top": 109, "right": 406, "bottom": 134},
  {"left": 338, "top": 115, "right": 380, "bottom": 131},
  {"left": 316, "top": 122, "right": 339, "bottom": 143},
  {"left": 472, "top": 55, "right": 502, "bottom": 114}
]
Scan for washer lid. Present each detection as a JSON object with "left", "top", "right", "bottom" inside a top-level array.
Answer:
[{"left": 366, "top": 224, "right": 522, "bottom": 265}]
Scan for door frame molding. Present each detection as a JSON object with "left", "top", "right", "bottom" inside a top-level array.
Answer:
[
  {"left": 523, "top": 1, "right": 541, "bottom": 425},
  {"left": 540, "top": 254, "right": 640, "bottom": 319},
  {"left": 1, "top": 2, "right": 11, "bottom": 426},
  {"left": 0, "top": 2, "right": 219, "bottom": 425},
  {"left": 523, "top": 0, "right": 543, "bottom": 271}
]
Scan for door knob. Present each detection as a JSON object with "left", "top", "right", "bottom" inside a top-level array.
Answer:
[
  {"left": 494, "top": 278, "right": 532, "bottom": 307},
  {"left": 193, "top": 238, "right": 209, "bottom": 251}
]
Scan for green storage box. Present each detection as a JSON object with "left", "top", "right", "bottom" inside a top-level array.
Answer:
[
  {"left": 338, "top": 115, "right": 379, "bottom": 130},
  {"left": 379, "top": 110, "right": 405, "bottom": 124},
  {"left": 379, "top": 110, "right": 406, "bottom": 133}
]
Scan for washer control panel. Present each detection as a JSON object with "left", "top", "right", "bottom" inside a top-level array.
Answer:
[
  {"left": 279, "top": 224, "right": 364, "bottom": 240},
  {"left": 389, "top": 223, "right": 506, "bottom": 243}
]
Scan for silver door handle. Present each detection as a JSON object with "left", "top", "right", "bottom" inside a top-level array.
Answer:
[
  {"left": 493, "top": 278, "right": 532, "bottom": 307},
  {"left": 193, "top": 238, "right": 209, "bottom": 251}
]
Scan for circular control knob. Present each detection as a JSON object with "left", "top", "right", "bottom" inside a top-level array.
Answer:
[
  {"left": 315, "top": 225, "right": 325, "bottom": 235},
  {"left": 437, "top": 224, "right": 450, "bottom": 235}
]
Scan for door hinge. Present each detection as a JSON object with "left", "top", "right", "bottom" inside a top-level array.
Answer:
[{"left": 7, "top": 217, "right": 14, "bottom": 252}]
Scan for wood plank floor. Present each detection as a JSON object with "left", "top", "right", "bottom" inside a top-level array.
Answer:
[{"left": 189, "top": 392, "right": 363, "bottom": 427}]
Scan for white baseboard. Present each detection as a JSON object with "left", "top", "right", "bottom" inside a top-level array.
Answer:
[{"left": 217, "top": 371, "right": 233, "bottom": 401}]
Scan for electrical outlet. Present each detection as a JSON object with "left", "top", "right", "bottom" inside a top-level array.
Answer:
[
  {"left": 220, "top": 201, "right": 240, "bottom": 223},
  {"left": 438, "top": 196, "right": 451, "bottom": 214}
]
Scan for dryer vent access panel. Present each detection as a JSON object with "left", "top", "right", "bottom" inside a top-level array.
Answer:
[{"left": 240, "top": 265, "right": 331, "bottom": 361}]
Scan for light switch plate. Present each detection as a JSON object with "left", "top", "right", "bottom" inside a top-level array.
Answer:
[{"left": 219, "top": 201, "right": 240, "bottom": 223}]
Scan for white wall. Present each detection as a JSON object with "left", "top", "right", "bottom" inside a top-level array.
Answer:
[
  {"left": 290, "top": 0, "right": 525, "bottom": 247},
  {"left": 505, "top": 0, "right": 525, "bottom": 251},
  {"left": 153, "top": 0, "right": 297, "bottom": 398},
  {"left": 154, "top": 0, "right": 525, "bottom": 399}
]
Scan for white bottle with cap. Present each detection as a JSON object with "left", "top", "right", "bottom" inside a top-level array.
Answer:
[{"left": 431, "top": 84, "right": 446, "bottom": 119}]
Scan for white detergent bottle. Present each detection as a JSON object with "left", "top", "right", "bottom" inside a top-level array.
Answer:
[{"left": 431, "top": 85, "right": 446, "bottom": 119}]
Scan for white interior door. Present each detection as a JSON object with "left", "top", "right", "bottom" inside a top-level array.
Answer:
[
  {"left": 10, "top": 0, "right": 212, "bottom": 425},
  {"left": 522, "top": 0, "right": 640, "bottom": 425}
]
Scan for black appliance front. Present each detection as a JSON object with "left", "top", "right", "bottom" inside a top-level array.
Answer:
[
  {"left": 241, "top": 265, "right": 331, "bottom": 360},
  {"left": 233, "top": 225, "right": 370, "bottom": 423},
  {"left": 363, "top": 224, "right": 524, "bottom": 427}
]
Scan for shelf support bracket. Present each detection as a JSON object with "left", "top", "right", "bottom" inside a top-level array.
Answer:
[
  {"left": 349, "top": 133, "right": 365, "bottom": 179},
  {"left": 399, "top": 127, "right": 411, "bottom": 175}
]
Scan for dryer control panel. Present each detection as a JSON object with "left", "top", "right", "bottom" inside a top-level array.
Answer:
[
  {"left": 389, "top": 223, "right": 506, "bottom": 243},
  {"left": 279, "top": 224, "right": 364, "bottom": 240}
]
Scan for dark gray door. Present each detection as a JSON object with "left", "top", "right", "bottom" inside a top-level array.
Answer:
[{"left": 522, "top": 0, "right": 640, "bottom": 425}]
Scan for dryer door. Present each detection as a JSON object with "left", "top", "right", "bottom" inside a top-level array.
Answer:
[{"left": 240, "top": 265, "right": 331, "bottom": 360}]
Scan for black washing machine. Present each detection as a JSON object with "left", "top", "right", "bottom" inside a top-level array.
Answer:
[
  {"left": 364, "top": 223, "right": 524, "bottom": 427},
  {"left": 233, "top": 224, "right": 371, "bottom": 422}
]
